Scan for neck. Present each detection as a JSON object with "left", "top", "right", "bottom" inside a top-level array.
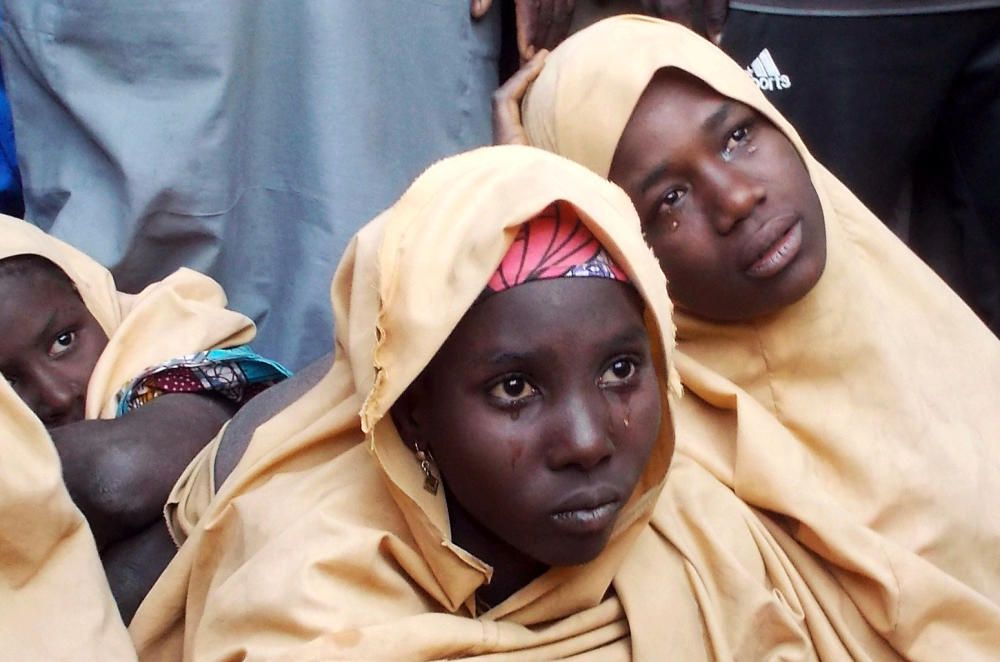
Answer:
[{"left": 446, "top": 490, "right": 547, "bottom": 608}]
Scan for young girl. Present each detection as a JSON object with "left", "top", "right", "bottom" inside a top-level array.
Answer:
[
  {"left": 0, "top": 216, "right": 289, "bottom": 620},
  {"left": 501, "top": 12, "right": 1000, "bottom": 649}
]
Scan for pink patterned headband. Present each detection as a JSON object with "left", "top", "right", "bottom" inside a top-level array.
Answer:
[{"left": 484, "top": 201, "right": 629, "bottom": 296}]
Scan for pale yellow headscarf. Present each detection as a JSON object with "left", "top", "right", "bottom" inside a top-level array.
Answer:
[
  {"left": 125, "top": 145, "right": 919, "bottom": 660},
  {"left": 0, "top": 378, "right": 138, "bottom": 660},
  {"left": 0, "top": 215, "right": 257, "bottom": 660},
  {"left": 523, "top": 13, "right": 1000, "bottom": 656},
  {"left": 0, "top": 215, "right": 257, "bottom": 418}
]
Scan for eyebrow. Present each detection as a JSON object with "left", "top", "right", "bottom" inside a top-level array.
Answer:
[
  {"left": 34, "top": 309, "right": 59, "bottom": 345},
  {"left": 480, "top": 324, "right": 649, "bottom": 367},
  {"left": 639, "top": 161, "right": 670, "bottom": 196},
  {"left": 484, "top": 350, "right": 534, "bottom": 367},
  {"left": 702, "top": 102, "right": 732, "bottom": 134},
  {"left": 606, "top": 325, "right": 649, "bottom": 349}
]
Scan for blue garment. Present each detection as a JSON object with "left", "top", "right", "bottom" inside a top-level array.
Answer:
[
  {"left": 1, "top": 1, "right": 500, "bottom": 370},
  {"left": 0, "top": 9, "right": 23, "bottom": 217}
]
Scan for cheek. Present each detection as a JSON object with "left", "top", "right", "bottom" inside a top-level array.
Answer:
[
  {"left": 80, "top": 329, "right": 109, "bottom": 380},
  {"left": 620, "top": 383, "right": 662, "bottom": 460},
  {"left": 429, "top": 408, "right": 524, "bottom": 492}
]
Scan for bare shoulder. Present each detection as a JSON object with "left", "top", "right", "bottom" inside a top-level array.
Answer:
[{"left": 214, "top": 353, "right": 334, "bottom": 487}]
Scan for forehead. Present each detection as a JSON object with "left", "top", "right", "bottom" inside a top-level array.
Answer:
[
  {"left": 438, "top": 278, "right": 646, "bottom": 362},
  {"left": 0, "top": 269, "right": 84, "bottom": 322},
  {"left": 618, "top": 70, "right": 749, "bottom": 153},
  {"left": 637, "top": 68, "right": 732, "bottom": 113}
]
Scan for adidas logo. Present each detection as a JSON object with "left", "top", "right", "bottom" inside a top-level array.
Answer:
[{"left": 746, "top": 48, "right": 791, "bottom": 91}]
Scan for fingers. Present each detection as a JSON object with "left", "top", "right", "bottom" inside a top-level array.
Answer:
[
  {"left": 641, "top": 0, "right": 695, "bottom": 31},
  {"left": 492, "top": 50, "right": 549, "bottom": 145},
  {"left": 515, "top": 0, "right": 576, "bottom": 63},
  {"left": 470, "top": 0, "right": 493, "bottom": 20},
  {"left": 704, "top": 0, "right": 729, "bottom": 44}
]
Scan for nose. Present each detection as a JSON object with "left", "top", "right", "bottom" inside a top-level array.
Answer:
[
  {"left": 704, "top": 162, "right": 766, "bottom": 234},
  {"left": 547, "top": 389, "right": 614, "bottom": 471}
]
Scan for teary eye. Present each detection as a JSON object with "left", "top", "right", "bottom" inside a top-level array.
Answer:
[
  {"left": 598, "top": 358, "right": 637, "bottom": 387},
  {"left": 722, "top": 124, "right": 752, "bottom": 162},
  {"left": 487, "top": 375, "right": 538, "bottom": 406}
]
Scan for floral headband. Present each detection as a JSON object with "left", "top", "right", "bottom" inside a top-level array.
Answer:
[{"left": 484, "top": 200, "right": 629, "bottom": 296}]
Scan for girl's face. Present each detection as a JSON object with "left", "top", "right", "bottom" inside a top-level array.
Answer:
[
  {"left": 0, "top": 269, "right": 108, "bottom": 427},
  {"left": 396, "top": 277, "right": 663, "bottom": 570},
  {"left": 608, "top": 69, "right": 826, "bottom": 322}
]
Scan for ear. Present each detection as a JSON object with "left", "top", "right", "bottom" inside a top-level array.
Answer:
[{"left": 390, "top": 376, "right": 430, "bottom": 449}]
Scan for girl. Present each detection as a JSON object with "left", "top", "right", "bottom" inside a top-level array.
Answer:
[
  {"left": 500, "top": 13, "right": 1000, "bottom": 652},
  {"left": 0, "top": 217, "right": 289, "bottom": 619}
]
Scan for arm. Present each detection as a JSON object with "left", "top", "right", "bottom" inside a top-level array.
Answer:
[
  {"left": 472, "top": 0, "right": 576, "bottom": 63},
  {"left": 101, "top": 519, "right": 178, "bottom": 624},
  {"left": 639, "top": 0, "right": 729, "bottom": 44},
  {"left": 214, "top": 352, "right": 334, "bottom": 487},
  {"left": 49, "top": 392, "right": 236, "bottom": 550}
]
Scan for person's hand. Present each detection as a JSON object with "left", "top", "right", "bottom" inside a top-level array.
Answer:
[
  {"left": 639, "top": 0, "right": 729, "bottom": 44},
  {"left": 515, "top": 0, "right": 576, "bottom": 63},
  {"left": 492, "top": 50, "right": 548, "bottom": 145},
  {"left": 470, "top": 0, "right": 493, "bottom": 19}
]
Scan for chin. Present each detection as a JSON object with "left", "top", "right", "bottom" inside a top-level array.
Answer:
[{"left": 537, "top": 533, "right": 613, "bottom": 568}]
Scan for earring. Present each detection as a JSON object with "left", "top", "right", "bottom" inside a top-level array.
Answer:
[{"left": 414, "top": 443, "right": 439, "bottom": 495}]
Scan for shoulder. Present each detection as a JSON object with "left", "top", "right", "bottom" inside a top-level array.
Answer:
[{"left": 214, "top": 353, "right": 334, "bottom": 487}]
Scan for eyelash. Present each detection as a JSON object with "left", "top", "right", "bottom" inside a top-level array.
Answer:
[
  {"left": 486, "top": 374, "right": 539, "bottom": 410},
  {"left": 598, "top": 356, "right": 641, "bottom": 389},
  {"left": 48, "top": 329, "right": 77, "bottom": 357}
]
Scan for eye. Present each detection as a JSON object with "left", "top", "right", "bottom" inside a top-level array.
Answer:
[
  {"left": 654, "top": 188, "right": 685, "bottom": 233},
  {"left": 48, "top": 330, "right": 76, "bottom": 357},
  {"left": 598, "top": 357, "right": 638, "bottom": 388},
  {"left": 722, "top": 124, "right": 752, "bottom": 161},
  {"left": 487, "top": 375, "right": 538, "bottom": 407}
]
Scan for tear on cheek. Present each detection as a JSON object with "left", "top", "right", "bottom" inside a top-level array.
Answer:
[{"left": 509, "top": 439, "right": 524, "bottom": 471}]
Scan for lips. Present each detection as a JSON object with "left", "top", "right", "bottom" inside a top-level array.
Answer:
[
  {"left": 550, "top": 486, "right": 623, "bottom": 535},
  {"left": 741, "top": 213, "right": 803, "bottom": 279}
]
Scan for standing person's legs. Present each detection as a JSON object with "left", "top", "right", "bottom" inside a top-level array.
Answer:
[
  {"left": 720, "top": 11, "right": 960, "bottom": 232},
  {"left": 910, "top": 10, "right": 1000, "bottom": 334}
]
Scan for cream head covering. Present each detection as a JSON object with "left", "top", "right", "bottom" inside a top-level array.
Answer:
[
  {"left": 0, "top": 378, "right": 137, "bottom": 660},
  {"left": 522, "top": 12, "right": 1000, "bottom": 654},
  {"left": 0, "top": 215, "right": 257, "bottom": 419}
]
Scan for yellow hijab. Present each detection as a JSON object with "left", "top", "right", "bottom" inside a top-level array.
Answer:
[
  {"left": 0, "top": 215, "right": 255, "bottom": 659},
  {"left": 523, "top": 12, "right": 1000, "bottom": 654},
  {"left": 0, "top": 378, "right": 138, "bottom": 660},
  {"left": 129, "top": 146, "right": 994, "bottom": 660},
  {"left": 0, "top": 215, "right": 257, "bottom": 418}
]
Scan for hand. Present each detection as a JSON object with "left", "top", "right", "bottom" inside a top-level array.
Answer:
[
  {"left": 492, "top": 50, "right": 548, "bottom": 145},
  {"left": 515, "top": 0, "right": 576, "bottom": 63},
  {"left": 640, "top": 0, "right": 729, "bottom": 44},
  {"left": 470, "top": 0, "right": 493, "bottom": 19}
]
